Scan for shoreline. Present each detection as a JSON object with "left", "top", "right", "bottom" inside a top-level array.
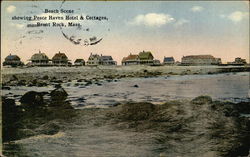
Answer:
[{"left": 1, "top": 65, "right": 249, "bottom": 86}]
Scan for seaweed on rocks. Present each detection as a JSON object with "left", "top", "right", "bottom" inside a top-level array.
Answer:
[
  {"left": 2, "top": 87, "right": 76, "bottom": 143},
  {"left": 107, "top": 96, "right": 250, "bottom": 156}
]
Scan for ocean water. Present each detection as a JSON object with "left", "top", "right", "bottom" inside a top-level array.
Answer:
[
  {"left": 2, "top": 72, "right": 249, "bottom": 107},
  {"left": 2, "top": 72, "right": 250, "bottom": 157}
]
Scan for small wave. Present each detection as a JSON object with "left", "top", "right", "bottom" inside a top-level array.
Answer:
[
  {"left": 77, "top": 104, "right": 110, "bottom": 109},
  {"left": 13, "top": 132, "right": 65, "bottom": 144}
]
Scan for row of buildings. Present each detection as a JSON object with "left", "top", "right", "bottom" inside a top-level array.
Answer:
[
  {"left": 3, "top": 51, "right": 117, "bottom": 67},
  {"left": 2, "top": 51, "right": 247, "bottom": 67}
]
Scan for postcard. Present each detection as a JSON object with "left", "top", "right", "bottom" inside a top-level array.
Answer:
[{"left": 1, "top": 1, "right": 250, "bottom": 157}]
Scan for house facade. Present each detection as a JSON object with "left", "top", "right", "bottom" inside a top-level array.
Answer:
[
  {"left": 181, "top": 55, "right": 221, "bottom": 65},
  {"left": 52, "top": 51, "right": 70, "bottom": 66},
  {"left": 138, "top": 51, "right": 154, "bottom": 65},
  {"left": 86, "top": 53, "right": 101, "bottom": 66},
  {"left": 227, "top": 57, "right": 247, "bottom": 65},
  {"left": 74, "top": 59, "right": 85, "bottom": 66},
  {"left": 122, "top": 54, "right": 139, "bottom": 65},
  {"left": 3, "top": 54, "right": 24, "bottom": 67},
  {"left": 163, "top": 57, "right": 175, "bottom": 65},
  {"left": 100, "top": 55, "right": 117, "bottom": 65},
  {"left": 122, "top": 51, "right": 160, "bottom": 66},
  {"left": 30, "top": 51, "right": 50, "bottom": 66}
]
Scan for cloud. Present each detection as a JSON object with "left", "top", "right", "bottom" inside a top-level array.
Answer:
[
  {"left": 227, "top": 11, "right": 248, "bottom": 23},
  {"left": 10, "top": 23, "right": 25, "bottom": 29},
  {"left": 190, "top": 6, "right": 204, "bottom": 12},
  {"left": 174, "top": 19, "right": 190, "bottom": 27},
  {"left": 129, "top": 13, "right": 175, "bottom": 27},
  {"left": 6, "top": 5, "right": 16, "bottom": 13}
]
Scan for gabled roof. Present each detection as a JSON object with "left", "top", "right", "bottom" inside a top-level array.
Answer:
[
  {"left": 31, "top": 51, "right": 49, "bottom": 61},
  {"left": 52, "top": 51, "right": 68, "bottom": 60},
  {"left": 122, "top": 54, "right": 139, "bottom": 62},
  {"left": 138, "top": 51, "right": 154, "bottom": 60},
  {"left": 88, "top": 53, "right": 100, "bottom": 59},
  {"left": 5, "top": 54, "right": 20, "bottom": 61},
  {"left": 100, "top": 55, "right": 113, "bottom": 61},
  {"left": 74, "top": 59, "right": 85, "bottom": 63},
  {"left": 164, "top": 57, "right": 175, "bottom": 62},
  {"left": 182, "top": 55, "right": 215, "bottom": 59}
]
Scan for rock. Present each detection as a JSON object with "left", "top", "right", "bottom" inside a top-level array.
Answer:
[
  {"left": 2, "top": 97, "right": 20, "bottom": 142},
  {"left": 133, "top": 84, "right": 139, "bottom": 88},
  {"left": 37, "top": 81, "right": 48, "bottom": 87},
  {"left": 50, "top": 87, "right": 68, "bottom": 101},
  {"left": 17, "top": 80, "right": 26, "bottom": 86},
  {"left": 50, "top": 77, "right": 63, "bottom": 83},
  {"left": 2, "top": 86, "right": 11, "bottom": 90},
  {"left": 54, "top": 84, "right": 62, "bottom": 88},
  {"left": 74, "top": 83, "right": 80, "bottom": 86},
  {"left": 77, "top": 97, "right": 86, "bottom": 102},
  {"left": 10, "top": 75, "right": 18, "bottom": 81},
  {"left": 53, "top": 80, "right": 63, "bottom": 83},
  {"left": 20, "top": 91, "right": 44, "bottom": 106},
  {"left": 85, "top": 81, "right": 92, "bottom": 86},
  {"left": 191, "top": 96, "right": 213, "bottom": 105},
  {"left": 95, "top": 82, "right": 102, "bottom": 86},
  {"left": 32, "top": 79, "right": 37, "bottom": 85},
  {"left": 106, "top": 79, "right": 112, "bottom": 82},
  {"left": 42, "top": 75, "right": 49, "bottom": 80},
  {"left": 2, "top": 97, "right": 17, "bottom": 113},
  {"left": 77, "top": 79, "right": 84, "bottom": 82}
]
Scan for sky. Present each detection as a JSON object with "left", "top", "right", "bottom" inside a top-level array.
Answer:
[{"left": 1, "top": 1, "right": 249, "bottom": 64}]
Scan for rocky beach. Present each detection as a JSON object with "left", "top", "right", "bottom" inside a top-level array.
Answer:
[{"left": 1, "top": 65, "right": 250, "bottom": 157}]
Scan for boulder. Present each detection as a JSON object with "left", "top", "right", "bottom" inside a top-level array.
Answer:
[
  {"left": 50, "top": 87, "right": 68, "bottom": 101},
  {"left": 133, "top": 84, "right": 139, "bottom": 88},
  {"left": 42, "top": 75, "right": 49, "bottom": 80},
  {"left": 2, "top": 86, "right": 11, "bottom": 90},
  {"left": 20, "top": 91, "right": 44, "bottom": 106},
  {"left": 2, "top": 97, "right": 21, "bottom": 142}
]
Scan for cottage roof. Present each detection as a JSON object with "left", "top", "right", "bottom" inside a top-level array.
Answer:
[
  {"left": 100, "top": 56, "right": 113, "bottom": 61},
  {"left": 139, "top": 51, "right": 154, "bottom": 60},
  {"left": 164, "top": 57, "right": 174, "bottom": 62},
  {"left": 74, "top": 59, "right": 85, "bottom": 63},
  {"left": 182, "top": 55, "right": 215, "bottom": 59},
  {"left": 88, "top": 54, "right": 100, "bottom": 60},
  {"left": 122, "top": 54, "right": 139, "bottom": 62},
  {"left": 31, "top": 51, "right": 49, "bottom": 61},
  {"left": 52, "top": 52, "right": 68, "bottom": 61},
  {"left": 5, "top": 54, "right": 20, "bottom": 61}
]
